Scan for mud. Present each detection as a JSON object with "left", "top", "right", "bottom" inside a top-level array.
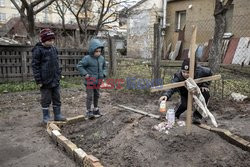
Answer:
[
  {"left": 62, "top": 91, "right": 250, "bottom": 167},
  {"left": 1, "top": 88, "right": 249, "bottom": 167}
]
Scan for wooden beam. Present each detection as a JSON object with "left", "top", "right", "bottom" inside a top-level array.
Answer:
[
  {"left": 150, "top": 74, "right": 221, "bottom": 92},
  {"left": 186, "top": 26, "right": 197, "bottom": 135},
  {"left": 117, "top": 105, "right": 160, "bottom": 119}
]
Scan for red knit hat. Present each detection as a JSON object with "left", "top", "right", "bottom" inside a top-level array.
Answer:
[{"left": 40, "top": 28, "right": 55, "bottom": 43}]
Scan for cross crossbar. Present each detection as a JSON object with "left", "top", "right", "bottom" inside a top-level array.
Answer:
[{"left": 150, "top": 75, "right": 221, "bottom": 92}]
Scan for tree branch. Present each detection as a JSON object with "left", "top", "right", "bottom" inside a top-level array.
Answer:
[
  {"left": 31, "top": 0, "right": 44, "bottom": 7},
  {"left": 20, "top": 0, "right": 29, "bottom": 8},
  {"left": 214, "top": 0, "right": 233, "bottom": 16},
  {"left": 10, "top": 0, "right": 27, "bottom": 19},
  {"left": 34, "top": 0, "right": 56, "bottom": 14},
  {"left": 10, "top": 0, "right": 23, "bottom": 15},
  {"left": 102, "top": 13, "right": 118, "bottom": 25}
]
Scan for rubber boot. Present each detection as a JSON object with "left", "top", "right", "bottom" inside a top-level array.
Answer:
[
  {"left": 42, "top": 108, "right": 50, "bottom": 124},
  {"left": 53, "top": 106, "right": 66, "bottom": 121}
]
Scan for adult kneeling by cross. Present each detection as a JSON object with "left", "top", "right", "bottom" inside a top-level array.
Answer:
[{"left": 151, "top": 26, "right": 221, "bottom": 134}]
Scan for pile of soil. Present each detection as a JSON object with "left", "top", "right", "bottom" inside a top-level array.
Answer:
[
  {"left": 62, "top": 91, "right": 250, "bottom": 167},
  {"left": 1, "top": 88, "right": 249, "bottom": 166}
]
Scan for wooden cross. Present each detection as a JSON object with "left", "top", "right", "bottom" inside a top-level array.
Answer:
[{"left": 151, "top": 26, "right": 221, "bottom": 135}]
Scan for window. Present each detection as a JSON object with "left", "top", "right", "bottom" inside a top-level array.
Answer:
[
  {"left": 175, "top": 10, "right": 186, "bottom": 31},
  {"left": 43, "top": 16, "right": 48, "bottom": 23},
  {"left": 0, "top": 13, "right": 6, "bottom": 22},
  {"left": 0, "top": 0, "right": 5, "bottom": 7},
  {"left": 12, "top": 13, "right": 19, "bottom": 18}
]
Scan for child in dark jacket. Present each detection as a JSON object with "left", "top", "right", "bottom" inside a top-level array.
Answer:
[
  {"left": 32, "top": 28, "right": 66, "bottom": 124},
  {"left": 159, "top": 58, "right": 212, "bottom": 124},
  {"left": 77, "top": 39, "right": 107, "bottom": 119}
]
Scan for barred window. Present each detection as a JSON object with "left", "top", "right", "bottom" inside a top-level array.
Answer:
[
  {"left": 0, "top": 0, "right": 5, "bottom": 7},
  {"left": 0, "top": 13, "right": 6, "bottom": 22},
  {"left": 175, "top": 10, "right": 186, "bottom": 32}
]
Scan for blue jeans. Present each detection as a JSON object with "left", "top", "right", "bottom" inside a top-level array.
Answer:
[{"left": 85, "top": 85, "right": 100, "bottom": 111}]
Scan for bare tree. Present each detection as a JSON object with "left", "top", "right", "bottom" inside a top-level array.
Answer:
[
  {"left": 208, "top": 0, "right": 233, "bottom": 73},
  {"left": 54, "top": 0, "right": 68, "bottom": 35},
  {"left": 63, "top": 0, "right": 92, "bottom": 46},
  {"left": 10, "top": 0, "right": 56, "bottom": 43},
  {"left": 94, "top": 0, "right": 127, "bottom": 35}
]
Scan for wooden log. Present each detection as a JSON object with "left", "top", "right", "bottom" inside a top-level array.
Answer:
[
  {"left": 66, "top": 115, "right": 85, "bottom": 124},
  {"left": 151, "top": 74, "right": 221, "bottom": 92},
  {"left": 198, "top": 124, "right": 250, "bottom": 152},
  {"left": 117, "top": 105, "right": 160, "bottom": 119}
]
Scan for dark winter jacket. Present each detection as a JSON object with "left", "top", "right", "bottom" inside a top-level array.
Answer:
[
  {"left": 32, "top": 42, "right": 61, "bottom": 88},
  {"left": 163, "top": 65, "right": 212, "bottom": 99},
  {"left": 77, "top": 39, "right": 107, "bottom": 85}
]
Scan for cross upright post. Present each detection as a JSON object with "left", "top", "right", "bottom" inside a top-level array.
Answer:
[{"left": 186, "top": 26, "right": 197, "bottom": 135}]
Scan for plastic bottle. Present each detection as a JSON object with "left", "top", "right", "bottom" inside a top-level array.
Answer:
[
  {"left": 159, "top": 100, "right": 166, "bottom": 113},
  {"left": 166, "top": 109, "right": 175, "bottom": 126}
]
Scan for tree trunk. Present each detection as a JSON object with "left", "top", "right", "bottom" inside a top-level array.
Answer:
[
  {"left": 208, "top": 0, "right": 233, "bottom": 73},
  {"left": 27, "top": 7, "right": 36, "bottom": 44},
  {"left": 208, "top": 14, "right": 226, "bottom": 73}
]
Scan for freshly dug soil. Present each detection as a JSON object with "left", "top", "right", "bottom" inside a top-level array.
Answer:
[{"left": 62, "top": 91, "right": 250, "bottom": 167}]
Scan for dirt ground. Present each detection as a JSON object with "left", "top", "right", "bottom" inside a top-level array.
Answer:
[{"left": 1, "top": 88, "right": 250, "bottom": 167}]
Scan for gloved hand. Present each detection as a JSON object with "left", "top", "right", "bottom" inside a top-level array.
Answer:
[
  {"left": 37, "top": 83, "right": 42, "bottom": 88},
  {"left": 201, "top": 87, "right": 209, "bottom": 92},
  {"left": 159, "top": 96, "right": 168, "bottom": 102}
]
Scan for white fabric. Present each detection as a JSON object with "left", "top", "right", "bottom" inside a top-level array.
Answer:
[{"left": 185, "top": 78, "right": 218, "bottom": 127}]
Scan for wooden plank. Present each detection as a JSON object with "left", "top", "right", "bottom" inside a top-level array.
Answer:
[
  {"left": 186, "top": 26, "right": 197, "bottom": 135},
  {"left": 6, "top": 51, "right": 11, "bottom": 76},
  {"left": 151, "top": 74, "right": 221, "bottom": 92},
  {"left": 61, "top": 71, "right": 80, "bottom": 76},
  {"left": 152, "top": 24, "right": 161, "bottom": 86},
  {"left": 59, "top": 55, "right": 83, "bottom": 59},
  {"left": 232, "top": 37, "right": 250, "bottom": 65},
  {"left": 223, "top": 38, "right": 239, "bottom": 64},
  {"left": 201, "top": 39, "right": 213, "bottom": 62},
  {"left": 0, "top": 73, "right": 24, "bottom": 77},
  {"left": 171, "top": 41, "right": 182, "bottom": 60},
  {"left": 0, "top": 55, "right": 22, "bottom": 59},
  {"left": 198, "top": 124, "right": 250, "bottom": 152},
  {"left": 66, "top": 115, "right": 85, "bottom": 124},
  {"left": 0, "top": 63, "right": 22, "bottom": 66},
  {"left": 165, "top": 43, "right": 172, "bottom": 59},
  {"left": 74, "top": 148, "right": 87, "bottom": 165},
  {"left": 117, "top": 105, "right": 160, "bottom": 119}
]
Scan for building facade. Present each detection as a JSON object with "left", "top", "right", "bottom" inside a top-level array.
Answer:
[
  {"left": 165, "top": 0, "right": 250, "bottom": 51},
  {"left": 126, "top": 0, "right": 163, "bottom": 59}
]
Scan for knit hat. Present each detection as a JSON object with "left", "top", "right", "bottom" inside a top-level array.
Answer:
[
  {"left": 40, "top": 28, "right": 55, "bottom": 43},
  {"left": 181, "top": 58, "right": 197, "bottom": 71}
]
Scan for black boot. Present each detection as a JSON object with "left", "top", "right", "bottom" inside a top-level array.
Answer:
[
  {"left": 53, "top": 106, "right": 66, "bottom": 121},
  {"left": 86, "top": 110, "right": 95, "bottom": 119},
  {"left": 42, "top": 108, "right": 50, "bottom": 124},
  {"left": 93, "top": 107, "right": 102, "bottom": 117}
]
